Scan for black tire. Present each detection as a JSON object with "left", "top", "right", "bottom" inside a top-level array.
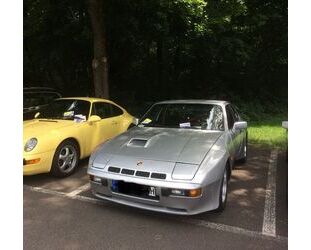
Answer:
[
  {"left": 50, "top": 140, "right": 80, "bottom": 177},
  {"left": 238, "top": 135, "right": 248, "bottom": 164},
  {"left": 215, "top": 167, "right": 229, "bottom": 212}
]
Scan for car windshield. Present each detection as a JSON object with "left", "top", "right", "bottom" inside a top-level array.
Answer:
[
  {"left": 138, "top": 103, "right": 224, "bottom": 131},
  {"left": 36, "top": 99, "right": 90, "bottom": 120}
]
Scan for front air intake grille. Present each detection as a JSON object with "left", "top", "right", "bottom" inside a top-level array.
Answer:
[
  {"left": 135, "top": 171, "right": 150, "bottom": 177},
  {"left": 121, "top": 168, "right": 135, "bottom": 175},
  {"left": 151, "top": 173, "right": 166, "bottom": 180},
  {"left": 108, "top": 166, "right": 121, "bottom": 173}
]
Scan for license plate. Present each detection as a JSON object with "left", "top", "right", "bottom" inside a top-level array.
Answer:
[
  {"left": 111, "top": 180, "right": 119, "bottom": 192},
  {"left": 148, "top": 186, "right": 156, "bottom": 197}
]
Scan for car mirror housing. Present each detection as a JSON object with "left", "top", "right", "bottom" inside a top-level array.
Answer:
[
  {"left": 88, "top": 115, "right": 101, "bottom": 123},
  {"left": 233, "top": 121, "right": 247, "bottom": 130}
]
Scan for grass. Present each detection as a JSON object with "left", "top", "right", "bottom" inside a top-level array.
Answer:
[{"left": 247, "top": 118, "right": 288, "bottom": 149}]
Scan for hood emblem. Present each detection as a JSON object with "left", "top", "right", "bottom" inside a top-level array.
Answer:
[{"left": 136, "top": 161, "right": 143, "bottom": 167}]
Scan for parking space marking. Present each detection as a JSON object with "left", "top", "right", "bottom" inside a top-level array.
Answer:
[
  {"left": 24, "top": 185, "right": 103, "bottom": 204},
  {"left": 24, "top": 183, "right": 287, "bottom": 244},
  {"left": 183, "top": 218, "right": 286, "bottom": 243},
  {"left": 66, "top": 183, "right": 91, "bottom": 197},
  {"left": 262, "top": 149, "right": 278, "bottom": 237}
]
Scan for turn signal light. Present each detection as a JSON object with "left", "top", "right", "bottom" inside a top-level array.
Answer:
[
  {"left": 188, "top": 188, "right": 202, "bottom": 197},
  {"left": 24, "top": 158, "right": 40, "bottom": 165},
  {"left": 162, "top": 188, "right": 202, "bottom": 197}
]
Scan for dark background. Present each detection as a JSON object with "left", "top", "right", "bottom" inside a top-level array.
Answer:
[{"left": 24, "top": 0, "right": 287, "bottom": 118}]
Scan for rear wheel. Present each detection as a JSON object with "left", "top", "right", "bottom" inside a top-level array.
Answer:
[
  {"left": 50, "top": 140, "right": 79, "bottom": 177},
  {"left": 216, "top": 167, "right": 229, "bottom": 212}
]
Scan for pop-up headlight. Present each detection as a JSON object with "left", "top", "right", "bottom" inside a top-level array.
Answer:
[{"left": 172, "top": 163, "right": 199, "bottom": 180}]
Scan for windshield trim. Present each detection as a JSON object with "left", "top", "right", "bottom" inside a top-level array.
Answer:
[{"left": 138, "top": 103, "right": 224, "bottom": 131}]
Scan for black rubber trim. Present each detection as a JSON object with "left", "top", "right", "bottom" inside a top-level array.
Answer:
[
  {"left": 108, "top": 166, "right": 121, "bottom": 173},
  {"left": 135, "top": 171, "right": 150, "bottom": 177},
  {"left": 151, "top": 173, "right": 166, "bottom": 179},
  {"left": 121, "top": 168, "right": 135, "bottom": 175}
]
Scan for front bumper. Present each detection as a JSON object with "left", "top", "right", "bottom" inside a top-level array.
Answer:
[
  {"left": 88, "top": 168, "right": 221, "bottom": 215},
  {"left": 23, "top": 150, "right": 54, "bottom": 175}
]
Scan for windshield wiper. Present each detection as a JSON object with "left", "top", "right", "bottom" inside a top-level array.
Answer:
[{"left": 38, "top": 116, "right": 65, "bottom": 120}]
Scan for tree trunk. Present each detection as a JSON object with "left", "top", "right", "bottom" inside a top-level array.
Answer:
[{"left": 87, "top": 0, "right": 109, "bottom": 98}]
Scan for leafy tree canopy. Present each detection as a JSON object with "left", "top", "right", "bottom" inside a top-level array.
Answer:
[{"left": 24, "top": 0, "right": 287, "bottom": 116}]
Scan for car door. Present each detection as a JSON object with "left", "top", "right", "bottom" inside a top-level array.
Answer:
[
  {"left": 88, "top": 102, "right": 119, "bottom": 151},
  {"left": 230, "top": 105, "right": 246, "bottom": 158},
  {"left": 108, "top": 103, "right": 126, "bottom": 134},
  {"left": 225, "top": 105, "right": 240, "bottom": 159}
]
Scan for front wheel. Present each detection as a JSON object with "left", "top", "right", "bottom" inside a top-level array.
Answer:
[
  {"left": 239, "top": 138, "right": 248, "bottom": 164},
  {"left": 50, "top": 140, "right": 80, "bottom": 177},
  {"left": 238, "top": 134, "right": 248, "bottom": 164},
  {"left": 215, "top": 167, "right": 229, "bottom": 212}
]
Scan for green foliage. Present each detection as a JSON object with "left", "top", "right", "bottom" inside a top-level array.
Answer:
[
  {"left": 248, "top": 118, "right": 288, "bottom": 149},
  {"left": 24, "top": 0, "right": 288, "bottom": 112}
]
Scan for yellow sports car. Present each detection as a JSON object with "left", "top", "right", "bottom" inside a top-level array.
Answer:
[{"left": 23, "top": 97, "right": 134, "bottom": 177}]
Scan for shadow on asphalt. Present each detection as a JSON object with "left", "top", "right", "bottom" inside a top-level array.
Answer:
[
  {"left": 23, "top": 158, "right": 89, "bottom": 193},
  {"left": 23, "top": 146, "right": 288, "bottom": 236}
]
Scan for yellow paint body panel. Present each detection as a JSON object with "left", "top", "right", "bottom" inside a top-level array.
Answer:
[{"left": 23, "top": 97, "right": 134, "bottom": 175}]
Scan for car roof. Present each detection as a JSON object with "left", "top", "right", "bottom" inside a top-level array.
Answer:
[
  {"left": 58, "top": 97, "right": 117, "bottom": 104},
  {"left": 155, "top": 99, "right": 230, "bottom": 105}
]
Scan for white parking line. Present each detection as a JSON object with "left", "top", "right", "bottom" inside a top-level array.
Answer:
[
  {"left": 24, "top": 185, "right": 103, "bottom": 204},
  {"left": 24, "top": 184, "right": 287, "bottom": 244},
  {"left": 184, "top": 218, "right": 287, "bottom": 243},
  {"left": 262, "top": 149, "right": 278, "bottom": 236},
  {"left": 66, "top": 183, "right": 91, "bottom": 197}
]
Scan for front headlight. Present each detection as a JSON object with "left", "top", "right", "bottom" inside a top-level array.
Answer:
[
  {"left": 172, "top": 163, "right": 199, "bottom": 180},
  {"left": 88, "top": 152, "right": 96, "bottom": 169},
  {"left": 24, "top": 138, "right": 38, "bottom": 152}
]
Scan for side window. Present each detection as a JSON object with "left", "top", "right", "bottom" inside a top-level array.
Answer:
[
  {"left": 110, "top": 104, "right": 124, "bottom": 117},
  {"left": 24, "top": 94, "right": 41, "bottom": 108},
  {"left": 226, "top": 105, "right": 235, "bottom": 129},
  {"left": 74, "top": 101, "right": 91, "bottom": 117},
  {"left": 91, "top": 102, "right": 111, "bottom": 119},
  {"left": 91, "top": 102, "right": 123, "bottom": 119},
  {"left": 228, "top": 105, "right": 240, "bottom": 122}
]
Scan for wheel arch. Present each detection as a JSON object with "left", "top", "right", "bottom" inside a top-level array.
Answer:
[{"left": 58, "top": 137, "right": 81, "bottom": 159}]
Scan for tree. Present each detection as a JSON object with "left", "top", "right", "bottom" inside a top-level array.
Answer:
[
  {"left": 24, "top": 0, "right": 287, "bottom": 116},
  {"left": 87, "top": 0, "right": 109, "bottom": 98}
]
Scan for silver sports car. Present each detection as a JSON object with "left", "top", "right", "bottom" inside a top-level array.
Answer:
[{"left": 87, "top": 100, "right": 247, "bottom": 215}]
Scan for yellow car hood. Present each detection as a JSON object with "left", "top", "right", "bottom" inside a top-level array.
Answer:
[{"left": 23, "top": 119, "right": 75, "bottom": 140}]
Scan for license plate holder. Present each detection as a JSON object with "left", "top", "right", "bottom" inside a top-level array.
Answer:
[
  {"left": 111, "top": 180, "right": 159, "bottom": 200},
  {"left": 148, "top": 186, "right": 156, "bottom": 197}
]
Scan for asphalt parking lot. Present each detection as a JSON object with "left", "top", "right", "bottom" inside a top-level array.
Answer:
[{"left": 23, "top": 145, "right": 288, "bottom": 249}]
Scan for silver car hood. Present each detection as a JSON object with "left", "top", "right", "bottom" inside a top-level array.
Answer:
[{"left": 96, "top": 127, "right": 222, "bottom": 165}]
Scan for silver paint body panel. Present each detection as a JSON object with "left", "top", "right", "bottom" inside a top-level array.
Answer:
[{"left": 88, "top": 100, "right": 247, "bottom": 215}]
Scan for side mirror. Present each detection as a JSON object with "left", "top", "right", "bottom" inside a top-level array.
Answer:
[
  {"left": 133, "top": 117, "right": 139, "bottom": 126},
  {"left": 88, "top": 115, "right": 101, "bottom": 123},
  {"left": 233, "top": 121, "right": 247, "bottom": 130},
  {"left": 34, "top": 112, "right": 40, "bottom": 119}
]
